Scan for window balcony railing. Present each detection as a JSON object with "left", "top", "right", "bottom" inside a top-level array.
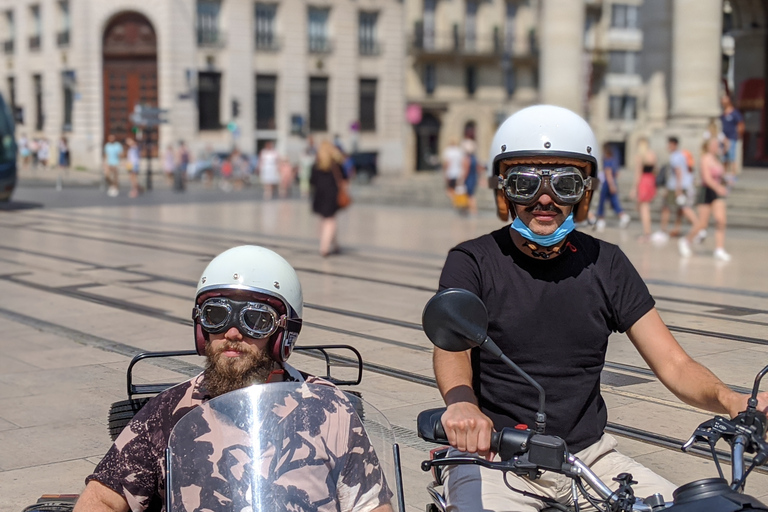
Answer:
[
  {"left": 56, "top": 30, "right": 70, "bottom": 47},
  {"left": 2, "top": 40, "right": 13, "bottom": 54},
  {"left": 28, "top": 34, "right": 41, "bottom": 51},
  {"left": 255, "top": 33, "right": 281, "bottom": 52},
  {"left": 308, "top": 36, "right": 333, "bottom": 54},
  {"left": 197, "top": 28, "right": 226, "bottom": 48},
  {"left": 359, "top": 40, "right": 382, "bottom": 56},
  {"left": 411, "top": 25, "right": 505, "bottom": 58}
]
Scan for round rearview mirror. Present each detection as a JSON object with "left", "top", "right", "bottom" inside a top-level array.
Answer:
[{"left": 422, "top": 288, "right": 489, "bottom": 352}]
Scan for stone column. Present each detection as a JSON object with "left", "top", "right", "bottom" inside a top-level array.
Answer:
[
  {"left": 670, "top": 0, "right": 722, "bottom": 121},
  {"left": 539, "top": 0, "right": 585, "bottom": 114}
]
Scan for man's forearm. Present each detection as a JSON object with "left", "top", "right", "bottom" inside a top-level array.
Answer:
[
  {"left": 73, "top": 481, "right": 129, "bottom": 512},
  {"left": 433, "top": 347, "right": 476, "bottom": 405}
]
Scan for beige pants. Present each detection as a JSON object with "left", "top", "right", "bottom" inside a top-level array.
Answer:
[{"left": 444, "top": 434, "right": 677, "bottom": 512}]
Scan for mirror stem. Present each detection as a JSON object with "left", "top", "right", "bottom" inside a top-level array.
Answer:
[{"left": 479, "top": 336, "right": 547, "bottom": 434}]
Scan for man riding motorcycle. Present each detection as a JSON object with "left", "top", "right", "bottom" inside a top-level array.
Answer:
[
  {"left": 73, "top": 245, "right": 392, "bottom": 512},
  {"left": 433, "top": 105, "right": 768, "bottom": 511}
]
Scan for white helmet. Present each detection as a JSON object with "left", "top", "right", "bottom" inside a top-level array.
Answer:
[
  {"left": 193, "top": 245, "right": 303, "bottom": 361},
  {"left": 487, "top": 105, "right": 600, "bottom": 223}
]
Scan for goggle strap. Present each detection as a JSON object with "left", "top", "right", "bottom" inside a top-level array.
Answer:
[{"left": 280, "top": 317, "right": 303, "bottom": 333}]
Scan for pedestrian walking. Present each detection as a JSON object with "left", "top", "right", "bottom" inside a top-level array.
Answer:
[
  {"left": 595, "top": 144, "right": 630, "bottom": 231},
  {"left": 310, "top": 140, "right": 348, "bottom": 257},
  {"left": 720, "top": 94, "right": 745, "bottom": 175},
  {"left": 442, "top": 138, "right": 464, "bottom": 205},
  {"left": 630, "top": 137, "right": 657, "bottom": 241},
  {"left": 230, "top": 146, "right": 248, "bottom": 191},
  {"left": 298, "top": 136, "right": 316, "bottom": 199},
  {"left": 103, "top": 134, "right": 123, "bottom": 197},
  {"left": 666, "top": 138, "right": 699, "bottom": 237},
  {"left": 258, "top": 141, "right": 280, "bottom": 199},
  {"left": 679, "top": 137, "right": 731, "bottom": 261},
  {"left": 461, "top": 138, "right": 479, "bottom": 216},
  {"left": 18, "top": 133, "right": 31, "bottom": 169},
  {"left": 57, "top": 136, "right": 70, "bottom": 172},
  {"left": 656, "top": 137, "right": 697, "bottom": 239},
  {"left": 174, "top": 140, "right": 189, "bottom": 192},
  {"left": 162, "top": 144, "right": 175, "bottom": 186},
  {"left": 126, "top": 138, "right": 144, "bottom": 198},
  {"left": 37, "top": 138, "right": 50, "bottom": 169}
]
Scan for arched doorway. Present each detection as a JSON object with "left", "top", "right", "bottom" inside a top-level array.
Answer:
[
  {"left": 415, "top": 112, "right": 441, "bottom": 171},
  {"left": 102, "top": 12, "right": 158, "bottom": 153}
]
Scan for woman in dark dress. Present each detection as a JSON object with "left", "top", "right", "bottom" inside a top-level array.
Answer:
[{"left": 310, "top": 141, "right": 347, "bottom": 256}]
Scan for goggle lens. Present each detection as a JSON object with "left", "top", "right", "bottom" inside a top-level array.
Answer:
[
  {"left": 242, "top": 306, "right": 276, "bottom": 334},
  {"left": 201, "top": 302, "right": 230, "bottom": 327},
  {"left": 502, "top": 166, "right": 588, "bottom": 204},
  {"left": 198, "top": 298, "right": 279, "bottom": 338}
]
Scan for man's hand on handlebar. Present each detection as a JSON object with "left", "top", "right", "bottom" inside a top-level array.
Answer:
[
  {"left": 726, "top": 390, "right": 768, "bottom": 422},
  {"left": 441, "top": 401, "right": 495, "bottom": 459}
]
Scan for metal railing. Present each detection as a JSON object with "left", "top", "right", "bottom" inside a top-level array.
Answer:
[
  {"left": 308, "top": 36, "right": 333, "bottom": 54},
  {"left": 56, "top": 30, "right": 70, "bottom": 47},
  {"left": 255, "top": 33, "right": 281, "bottom": 52},
  {"left": 411, "top": 27, "right": 506, "bottom": 56},
  {"left": 28, "top": 35, "right": 41, "bottom": 51},
  {"left": 359, "top": 39, "right": 382, "bottom": 56},
  {"left": 197, "top": 29, "right": 226, "bottom": 47}
]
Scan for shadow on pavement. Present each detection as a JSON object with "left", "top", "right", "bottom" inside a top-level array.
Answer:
[{"left": 0, "top": 200, "right": 44, "bottom": 211}]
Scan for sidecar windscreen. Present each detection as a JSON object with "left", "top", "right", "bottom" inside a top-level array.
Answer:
[{"left": 167, "top": 381, "right": 397, "bottom": 512}]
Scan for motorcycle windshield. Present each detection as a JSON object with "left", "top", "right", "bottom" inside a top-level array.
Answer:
[{"left": 167, "top": 381, "right": 396, "bottom": 512}]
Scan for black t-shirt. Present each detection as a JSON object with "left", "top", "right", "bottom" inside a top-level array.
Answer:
[{"left": 438, "top": 227, "right": 654, "bottom": 452}]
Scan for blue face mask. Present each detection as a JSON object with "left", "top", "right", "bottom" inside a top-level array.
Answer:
[{"left": 511, "top": 213, "right": 575, "bottom": 247}]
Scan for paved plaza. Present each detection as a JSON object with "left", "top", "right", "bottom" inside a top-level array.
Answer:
[{"left": 1, "top": 187, "right": 768, "bottom": 511}]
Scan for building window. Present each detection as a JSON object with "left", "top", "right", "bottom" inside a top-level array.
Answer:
[
  {"left": 608, "top": 51, "right": 639, "bottom": 75},
  {"left": 424, "top": 63, "right": 436, "bottom": 96},
  {"left": 308, "top": 7, "right": 331, "bottom": 53},
  {"left": 33, "top": 74, "right": 44, "bottom": 130},
  {"left": 609, "top": 95, "right": 637, "bottom": 121},
  {"left": 29, "top": 5, "right": 41, "bottom": 51},
  {"left": 198, "top": 71, "right": 222, "bottom": 130},
  {"left": 56, "top": 1, "right": 69, "bottom": 46},
  {"left": 62, "top": 70, "right": 75, "bottom": 132},
  {"left": 309, "top": 77, "right": 328, "bottom": 132},
  {"left": 465, "top": 1, "right": 478, "bottom": 52},
  {"left": 255, "top": 3, "right": 278, "bottom": 51},
  {"left": 255, "top": 74, "right": 277, "bottom": 130},
  {"left": 422, "top": 0, "right": 436, "bottom": 50},
  {"left": 359, "top": 79, "right": 376, "bottom": 132},
  {"left": 3, "top": 11, "right": 14, "bottom": 54},
  {"left": 505, "top": 65, "right": 516, "bottom": 98},
  {"left": 504, "top": 2, "right": 517, "bottom": 53},
  {"left": 466, "top": 66, "right": 477, "bottom": 97},
  {"left": 359, "top": 11, "right": 379, "bottom": 56},
  {"left": 197, "top": 0, "right": 223, "bottom": 46},
  {"left": 611, "top": 4, "right": 639, "bottom": 29},
  {"left": 7, "top": 76, "right": 15, "bottom": 113}
]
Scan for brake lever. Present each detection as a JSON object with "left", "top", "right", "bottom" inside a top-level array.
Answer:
[{"left": 682, "top": 418, "right": 718, "bottom": 452}]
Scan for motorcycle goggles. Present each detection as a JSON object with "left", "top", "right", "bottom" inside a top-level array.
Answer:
[
  {"left": 499, "top": 165, "right": 592, "bottom": 205},
  {"left": 194, "top": 297, "right": 301, "bottom": 339}
]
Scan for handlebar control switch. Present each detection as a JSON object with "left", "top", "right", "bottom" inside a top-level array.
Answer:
[
  {"left": 496, "top": 428, "right": 534, "bottom": 461},
  {"left": 526, "top": 435, "right": 567, "bottom": 472}
]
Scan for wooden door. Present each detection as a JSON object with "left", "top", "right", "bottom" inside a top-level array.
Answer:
[{"left": 102, "top": 12, "right": 158, "bottom": 154}]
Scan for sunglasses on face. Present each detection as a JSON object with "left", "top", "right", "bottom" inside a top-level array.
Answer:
[
  {"left": 195, "top": 297, "right": 291, "bottom": 339},
  {"left": 499, "top": 165, "right": 591, "bottom": 205}
]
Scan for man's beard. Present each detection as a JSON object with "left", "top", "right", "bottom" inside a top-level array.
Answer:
[{"left": 203, "top": 340, "right": 276, "bottom": 398}]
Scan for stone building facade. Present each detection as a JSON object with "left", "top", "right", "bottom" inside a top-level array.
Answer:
[
  {"left": 0, "top": 0, "right": 406, "bottom": 173},
  {"left": 1, "top": 0, "right": 765, "bottom": 175}
]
